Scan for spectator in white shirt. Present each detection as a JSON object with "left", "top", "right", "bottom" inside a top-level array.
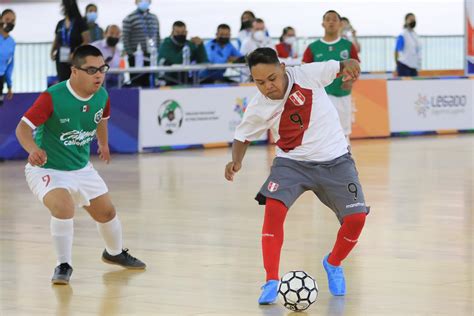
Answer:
[
  {"left": 92, "top": 24, "right": 121, "bottom": 87},
  {"left": 240, "top": 18, "right": 273, "bottom": 56}
]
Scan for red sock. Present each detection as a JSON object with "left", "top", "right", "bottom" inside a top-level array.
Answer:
[
  {"left": 262, "top": 198, "right": 288, "bottom": 281},
  {"left": 328, "top": 213, "right": 366, "bottom": 266}
]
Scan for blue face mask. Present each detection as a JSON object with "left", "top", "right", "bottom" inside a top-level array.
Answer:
[
  {"left": 86, "top": 12, "right": 97, "bottom": 23},
  {"left": 137, "top": 1, "right": 150, "bottom": 12}
]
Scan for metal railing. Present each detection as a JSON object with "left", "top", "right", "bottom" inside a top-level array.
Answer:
[{"left": 11, "top": 35, "right": 463, "bottom": 93}]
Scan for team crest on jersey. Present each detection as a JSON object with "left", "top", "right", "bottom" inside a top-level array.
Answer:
[
  {"left": 289, "top": 90, "right": 305, "bottom": 106},
  {"left": 340, "top": 50, "right": 349, "bottom": 59},
  {"left": 268, "top": 181, "right": 279, "bottom": 192},
  {"left": 94, "top": 108, "right": 104, "bottom": 123},
  {"left": 82, "top": 105, "right": 90, "bottom": 112}
]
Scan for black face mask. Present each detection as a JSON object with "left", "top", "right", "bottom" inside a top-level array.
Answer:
[
  {"left": 173, "top": 35, "right": 187, "bottom": 44},
  {"left": 217, "top": 37, "right": 230, "bottom": 45},
  {"left": 408, "top": 21, "right": 416, "bottom": 29},
  {"left": 2, "top": 23, "right": 14, "bottom": 33},
  {"left": 106, "top": 37, "right": 119, "bottom": 47},
  {"left": 241, "top": 20, "right": 253, "bottom": 29}
]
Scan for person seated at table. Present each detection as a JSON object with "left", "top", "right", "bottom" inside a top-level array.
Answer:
[{"left": 199, "top": 24, "right": 242, "bottom": 84}]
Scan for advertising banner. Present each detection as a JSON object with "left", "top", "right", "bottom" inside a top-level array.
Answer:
[
  {"left": 388, "top": 79, "right": 473, "bottom": 132},
  {"left": 351, "top": 79, "right": 390, "bottom": 138},
  {"left": 139, "top": 85, "right": 263, "bottom": 151}
]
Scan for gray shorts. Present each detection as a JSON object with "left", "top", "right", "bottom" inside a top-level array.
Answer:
[{"left": 255, "top": 153, "right": 370, "bottom": 223}]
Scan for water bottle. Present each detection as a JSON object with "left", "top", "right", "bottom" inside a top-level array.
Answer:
[
  {"left": 182, "top": 45, "right": 191, "bottom": 65},
  {"left": 150, "top": 46, "right": 158, "bottom": 67},
  {"left": 134, "top": 43, "right": 144, "bottom": 68}
]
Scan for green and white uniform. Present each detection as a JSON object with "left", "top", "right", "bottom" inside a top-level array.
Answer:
[
  {"left": 302, "top": 38, "right": 359, "bottom": 136},
  {"left": 22, "top": 80, "right": 111, "bottom": 206}
]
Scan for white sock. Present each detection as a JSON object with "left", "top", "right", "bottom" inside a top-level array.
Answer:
[
  {"left": 50, "top": 217, "right": 74, "bottom": 266},
  {"left": 96, "top": 215, "right": 123, "bottom": 256}
]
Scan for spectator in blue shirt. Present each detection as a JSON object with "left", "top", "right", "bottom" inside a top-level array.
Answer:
[
  {"left": 200, "top": 24, "right": 242, "bottom": 83},
  {"left": 0, "top": 9, "right": 16, "bottom": 105}
]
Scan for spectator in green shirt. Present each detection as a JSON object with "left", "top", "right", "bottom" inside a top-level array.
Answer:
[{"left": 158, "top": 21, "right": 208, "bottom": 85}]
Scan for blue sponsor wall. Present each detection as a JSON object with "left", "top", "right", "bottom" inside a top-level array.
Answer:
[{"left": 0, "top": 89, "right": 139, "bottom": 160}]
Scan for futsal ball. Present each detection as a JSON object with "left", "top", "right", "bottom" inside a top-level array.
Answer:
[{"left": 278, "top": 271, "right": 318, "bottom": 311}]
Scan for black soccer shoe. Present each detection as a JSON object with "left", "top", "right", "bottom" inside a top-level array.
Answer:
[
  {"left": 101, "top": 248, "right": 146, "bottom": 270},
  {"left": 51, "top": 263, "right": 73, "bottom": 285}
]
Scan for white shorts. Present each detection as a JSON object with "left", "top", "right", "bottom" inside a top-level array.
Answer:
[
  {"left": 328, "top": 95, "right": 353, "bottom": 136},
  {"left": 25, "top": 162, "right": 108, "bottom": 207}
]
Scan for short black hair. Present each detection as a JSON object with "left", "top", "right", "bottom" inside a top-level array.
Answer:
[
  {"left": 246, "top": 47, "right": 279, "bottom": 70},
  {"left": 85, "top": 3, "right": 97, "bottom": 12},
  {"left": 173, "top": 20, "right": 186, "bottom": 28},
  {"left": 341, "top": 17, "right": 349, "bottom": 23},
  {"left": 323, "top": 10, "right": 341, "bottom": 21},
  {"left": 405, "top": 12, "right": 415, "bottom": 21},
  {"left": 217, "top": 24, "right": 230, "bottom": 31},
  {"left": 1, "top": 9, "right": 15, "bottom": 17},
  {"left": 255, "top": 18, "right": 265, "bottom": 24},
  {"left": 72, "top": 45, "right": 103, "bottom": 67}
]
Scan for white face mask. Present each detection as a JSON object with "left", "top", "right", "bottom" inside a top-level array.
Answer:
[
  {"left": 283, "top": 36, "right": 296, "bottom": 45},
  {"left": 253, "top": 30, "right": 266, "bottom": 42}
]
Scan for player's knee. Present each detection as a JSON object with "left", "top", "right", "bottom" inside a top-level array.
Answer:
[
  {"left": 44, "top": 193, "right": 75, "bottom": 218},
  {"left": 101, "top": 205, "right": 116, "bottom": 222}
]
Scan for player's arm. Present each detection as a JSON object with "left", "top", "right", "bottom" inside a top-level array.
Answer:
[
  {"left": 225, "top": 140, "right": 250, "bottom": 181},
  {"left": 15, "top": 92, "right": 53, "bottom": 166},
  {"left": 15, "top": 121, "right": 47, "bottom": 166},
  {"left": 96, "top": 98, "right": 111, "bottom": 164}
]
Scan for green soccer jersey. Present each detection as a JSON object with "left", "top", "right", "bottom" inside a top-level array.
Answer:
[
  {"left": 22, "top": 80, "right": 110, "bottom": 171},
  {"left": 302, "top": 38, "right": 359, "bottom": 97}
]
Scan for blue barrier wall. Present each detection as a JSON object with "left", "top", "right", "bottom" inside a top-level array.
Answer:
[{"left": 0, "top": 89, "right": 139, "bottom": 160}]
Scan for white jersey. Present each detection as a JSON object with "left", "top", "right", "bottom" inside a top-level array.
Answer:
[{"left": 234, "top": 60, "right": 348, "bottom": 162}]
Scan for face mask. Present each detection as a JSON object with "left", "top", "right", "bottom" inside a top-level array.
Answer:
[
  {"left": 283, "top": 36, "right": 296, "bottom": 45},
  {"left": 2, "top": 22, "right": 14, "bottom": 33},
  {"left": 241, "top": 20, "right": 253, "bottom": 29},
  {"left": 106, "top": 37, "right": 119, "bottom": 47},
  {"left": 86, "top": 12, "right": 97, "bottom": 23},
  {"left": 253, "top": 30, "right": 266, "bottom": 42},
  {"left": 217, "top": 37, "right": 230, "bottom": 45},
  {"left": 137, "top": 0, "right": 150, "bottom": 12},
  {"left": 408, "top": 21, "right": 416, "bottom": 28},
  {"left": 173, "top": 35, "right": 187, "bottom": 44}
]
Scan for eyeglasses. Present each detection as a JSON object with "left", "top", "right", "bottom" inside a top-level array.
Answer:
[{"left": 75, "top": 64, "right": 110, "bottom": 75}]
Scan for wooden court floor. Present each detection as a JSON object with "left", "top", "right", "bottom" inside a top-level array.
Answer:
[{"left": 0, "top": 135, "right": 472, "bottom": 315}]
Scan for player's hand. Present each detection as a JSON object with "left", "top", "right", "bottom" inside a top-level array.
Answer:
[
  {"left": 341, "top": 59, "right": 360, "bottom": 82},
  {"left": 98, "top": 144, "right": 110, "bottom": 164},
  {"left": 225, "top": 161, "right": 242, "bottom": 181},
  {"left": 6, "top": 88, "right": 13, "bottom": 100},
  {"left": 28, "top": 148, "right": 47, "bottom": 167}
]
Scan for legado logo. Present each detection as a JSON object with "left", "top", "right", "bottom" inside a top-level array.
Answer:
[
  {"left": 157, "top": 100, "right": 184, "bottom": 134},
  {"left": 414, "top": 93, "right": 467, "bottom": 117}
]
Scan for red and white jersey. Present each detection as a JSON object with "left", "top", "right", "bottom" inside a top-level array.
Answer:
[{"left": 234, "top": 60, "right": 348, "bottom": 162}]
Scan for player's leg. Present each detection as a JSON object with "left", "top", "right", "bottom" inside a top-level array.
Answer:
[
  {"left": 25, "top": 165, "right": 76, "bottom": 284},
  {"left": 255, "top": 157, "right": 311, "bottom": 304},
  {"left": 83, "top": 193, "right": 146, "bottom": 269},
  {"left": 259, "top": 198, "right": 288, "bottom": 304},
  {"left": 43, "top": 188, "right": 75, "bottom": 285},
  {"left": 314, "top": 153, "right": 369, "bottom": 296}
]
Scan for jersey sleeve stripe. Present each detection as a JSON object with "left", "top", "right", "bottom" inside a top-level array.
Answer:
[{"left": 21, "top": 116, "right": 37, "bottom": 130}]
